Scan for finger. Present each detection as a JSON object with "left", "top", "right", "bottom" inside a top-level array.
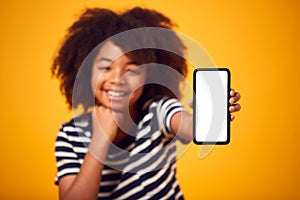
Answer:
[
  {"left": 229, "top": 93, "right": 241, "bottom": 105},
  {"left": 230, "top": 89, "right": 236, "bottom": 97},
  {"left": 229, "top": 104, "right": 241, "bottom": 112},
  {"left": 229, "top": 97, "right": 236, "bottom": 105},
  {"left": 235, "top": 92, "right": 241, "bottom": 101},
  {"left": 230, "top": 114, "right": 235, "bottom": 121}
]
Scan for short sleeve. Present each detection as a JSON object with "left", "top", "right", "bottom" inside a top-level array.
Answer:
[
  {"left": 156, "top": 98, "right": 189, "bottom": 143},
  {"left": 54, "top": 123, "right": 88, "bottom": 185}
]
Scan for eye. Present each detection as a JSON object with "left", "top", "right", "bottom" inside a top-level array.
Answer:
[
  {"left": 127, "top": 68, "right": 141, "bottom": 75},
  {"left": 97, "top": 66, "right": 110, "bottom": 71}
]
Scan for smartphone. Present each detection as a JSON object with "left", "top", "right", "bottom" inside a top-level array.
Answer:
[{"left": 193, "top": 68, "right": 230, "bottom": 145}]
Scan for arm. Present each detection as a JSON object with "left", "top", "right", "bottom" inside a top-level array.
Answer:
[
  {"left": 58, "top": 107, "right": 119, "bottom": 200},
  {"left": 171, "top": 89, "right": 241, "bottom": 141},
  {"left": 58, "top": 150, "right": 107, "bottom": 200}
]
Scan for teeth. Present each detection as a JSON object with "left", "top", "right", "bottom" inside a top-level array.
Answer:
[{"left": 108, "top": 91, "right": 126, "bottom": 97}]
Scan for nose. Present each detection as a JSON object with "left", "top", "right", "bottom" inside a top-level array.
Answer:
[{"left": 109, "top": 68, "right": 125, "bottom": 85}]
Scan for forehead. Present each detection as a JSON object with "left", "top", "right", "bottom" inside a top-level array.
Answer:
[
  {"left": 95, "top": 41, "right": 125, "bottom": 61},
  {"left": 95, "top": 41, "right": 153, "bottom": 65}
]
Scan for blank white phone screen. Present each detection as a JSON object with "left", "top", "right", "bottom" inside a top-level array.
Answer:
[{"left": 194, "top": 69, "right": 229, "bottom": 144}]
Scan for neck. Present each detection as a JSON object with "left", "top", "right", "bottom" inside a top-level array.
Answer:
[{"left": 113, "top": 103, "right": 139, "bottom": 146}]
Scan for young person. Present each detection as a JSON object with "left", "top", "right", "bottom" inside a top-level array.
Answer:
[{"left": 52, "top": 7, "right": 241, "bottom": 200}]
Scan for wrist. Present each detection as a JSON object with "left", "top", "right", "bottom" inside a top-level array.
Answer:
[{"left": 88, "top": 137, "right": 111, "bottom": 162}]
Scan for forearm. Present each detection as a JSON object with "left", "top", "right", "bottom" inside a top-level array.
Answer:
[
  {"left": 59, "top": 140, "right": 110, "bottom": 200},
  {"left": 170, "top": 111, "right": 193, "bottom": 141}
]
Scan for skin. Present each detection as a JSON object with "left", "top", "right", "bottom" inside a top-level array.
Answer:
[
  {"left": 90, "top": 41, "right": 147, "bottom": 145},
  {"left": 58, "top": 41, "right": 241, "bottom": 200}
]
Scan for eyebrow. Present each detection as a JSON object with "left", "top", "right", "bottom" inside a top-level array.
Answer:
[
  {"left": 95, "top": 57, "right": 140, "bottom": 66},
  {"left": 94, "top": 57, "right": 113, "bottom": 63}
]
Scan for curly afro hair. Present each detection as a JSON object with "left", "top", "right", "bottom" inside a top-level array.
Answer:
[{"left": 51, "top": 7, "right": 188, "bottom": 112}]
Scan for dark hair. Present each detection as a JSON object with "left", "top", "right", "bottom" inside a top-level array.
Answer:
[{"left": 51, "top": 7, "right": 188, "bottom": 112}]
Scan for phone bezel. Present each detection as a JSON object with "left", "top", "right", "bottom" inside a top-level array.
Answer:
[{"left": 193, "top": 68, "right": 231, "bottom": 145}]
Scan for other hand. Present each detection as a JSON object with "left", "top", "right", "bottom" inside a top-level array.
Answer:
[{"left": 229, "top": 89, "right": 241, "bottom": 121}]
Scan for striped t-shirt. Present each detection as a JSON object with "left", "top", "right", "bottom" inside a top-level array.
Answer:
[{"left": 54, "top": 97, "right": 189, "bottom": 199}]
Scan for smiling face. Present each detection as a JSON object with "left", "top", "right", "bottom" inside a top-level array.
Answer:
[{"left": 91, "top": 41, "right": 146, "bottom": 114}]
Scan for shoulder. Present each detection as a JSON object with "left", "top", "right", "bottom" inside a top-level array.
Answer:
[
  {"left": 139, "top": 97, "right": 185, "bottom": 130},
  {"left": 148, "top": 97, "right": 185, "bottom": 114},
  {"left": 57, "top": 112, "right": 92, "bottom": 140},
  {"left": 61, "top": 112, "right": 91, "bottom": 130}
]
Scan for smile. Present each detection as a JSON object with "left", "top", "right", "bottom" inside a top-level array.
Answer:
[{"left": 107, "top": 90, "right": 127, "bottom": 97}]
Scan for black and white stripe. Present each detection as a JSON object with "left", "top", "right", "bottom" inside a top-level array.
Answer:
[{"left": 54, "top": 98, "right": 187, "bottom": 199}]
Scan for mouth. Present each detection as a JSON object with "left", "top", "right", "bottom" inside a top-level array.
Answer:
[{"left": 107, "top": 90, "right": 128, "bottom": 98}]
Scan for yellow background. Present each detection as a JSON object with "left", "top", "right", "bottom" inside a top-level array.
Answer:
[{"left": 1, "top": 0, "right": 299, "bottom": 199}]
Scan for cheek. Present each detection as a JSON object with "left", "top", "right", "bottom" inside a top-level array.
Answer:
[
  {"left": 129, "top": 86, "right": 144, "bottom": 106},
  {"left": 90, "top": 76, "right": 97, "bottom": 94},
  {"left": 130, "top": 74, "right": 146, "bottom": 89},
  {"left": 129, "top": 76, "right": 146, "bottom": 98},
  {"left": 91, "top": 71, "right": 103, "bottom": 93}
]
